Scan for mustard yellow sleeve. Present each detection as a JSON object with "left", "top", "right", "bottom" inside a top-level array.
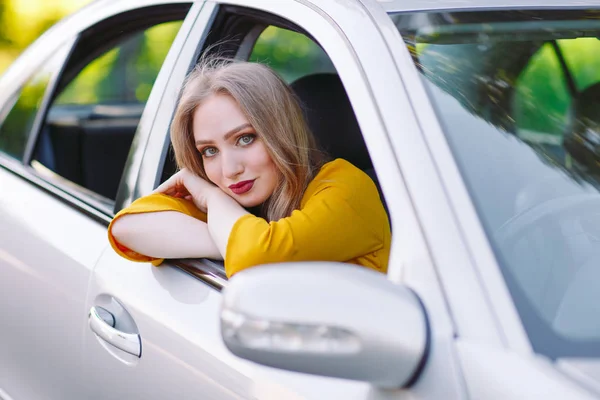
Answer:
[
  {"left": 224, "top": 185, "right": 385, "bottom": 277},
  {"left": 108, "top": 193, "right": 207, "bottom": 265}
]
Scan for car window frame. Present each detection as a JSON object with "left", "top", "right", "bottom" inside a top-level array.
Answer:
[
  {"left": 0, "top": 2, "right": 198, "bottom": 223},
  {"left": 132, "top": 0, "right": 422, "bottom": 293}
]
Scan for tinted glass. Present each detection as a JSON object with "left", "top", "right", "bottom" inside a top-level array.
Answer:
[
  {"left": 392, "top": 10, "right": 600, "bottom": 358},
  {"left": 0, "top": 46, "right": 68, "bottom": 159}
]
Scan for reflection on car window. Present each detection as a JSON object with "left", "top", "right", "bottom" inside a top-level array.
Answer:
[
  {"left": 249, "top": 26, "right": 334, "bottom": 82},
  {"left": 33, "top": 20, "right": 183, "bottom": 201},
  {"left": 513, "top": 42, "right": 571, "bottom": 148},
  {"left": 393, "top": 11, "right": 600, "bottom": 358},
  {"left": 0, "top": 45, "right": 69, "bottom": 160}
]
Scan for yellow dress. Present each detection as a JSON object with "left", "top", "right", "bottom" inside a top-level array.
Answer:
[{"left": 108, "top": 158, "right": 391, "bottom": 277}]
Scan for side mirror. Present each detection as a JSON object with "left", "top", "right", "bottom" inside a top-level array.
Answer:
[{"left": 220, "top": 262, "right": 430, "bottom": 388}]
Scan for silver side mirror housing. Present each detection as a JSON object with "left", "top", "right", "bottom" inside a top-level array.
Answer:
[{"left": 220, "top": 262, "right": 430, "bottom": 388}]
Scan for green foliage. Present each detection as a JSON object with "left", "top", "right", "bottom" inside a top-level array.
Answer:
[
  {"left": 57, "top": 21, "right": 183, "bottom": 105},
  {"left": 559, "top": 38, "right": 600, "bottom": 91},
  {"left": 514, "top": 43, "right": 570, "bottom": 138},
  {"left": 0, "top": 0, "right": 90, "bottom": 74},
  {"left": 250, "top": 26, "right": 334, "bottom": 82},
  {"left": 513, "top": 38, "right": 600, "bottom": 140}
]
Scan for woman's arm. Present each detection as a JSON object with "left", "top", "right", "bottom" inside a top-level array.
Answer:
[
  {"left": 111, "top": 211, "right": 222, "bottom": 260},
  {"left": 205, "top": 190, "right": 250, "bottom": 257},
  {"left": 151, "top": 168, "right": 250, "bottom": 259},
  {"left": 222, "top": 187, "right": 385, "bottom": 276},
  {"left": 152, "top": 165, "right": 388, "bottom": 277}
]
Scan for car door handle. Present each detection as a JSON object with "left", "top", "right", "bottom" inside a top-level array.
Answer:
[{"left": 89, "top": 306, "right": 141, "bottom": 358}]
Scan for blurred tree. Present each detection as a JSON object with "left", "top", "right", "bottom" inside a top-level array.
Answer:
[
  {"left": 0, "top": 2, "right": 11, "bottom": 46},
  {"left": 250, "top": 26, "right": 335, "bottom": 82},
  {"left": 0, "top": 0, "right": 92, "bottom": 74}
]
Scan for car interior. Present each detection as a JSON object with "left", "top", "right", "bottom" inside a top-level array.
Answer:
[{"left": 161, "top": 7, "right": 388, "bottom": 215}]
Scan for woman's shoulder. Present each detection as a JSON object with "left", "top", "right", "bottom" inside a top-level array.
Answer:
[
  {"left": 314, "top": 158, "right": 370, "bottom": 181},
  {"left": 303, "top": 158, "right": 378, "bottom": 202}
]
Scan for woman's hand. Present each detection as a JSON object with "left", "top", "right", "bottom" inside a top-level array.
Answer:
[{"left": 152, "top": 169, "right": 219, "bottom": 213}]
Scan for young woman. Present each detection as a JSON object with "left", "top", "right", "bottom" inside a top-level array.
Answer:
[{"left": 109, "top": 59, "right": 391, "bottom": 278}]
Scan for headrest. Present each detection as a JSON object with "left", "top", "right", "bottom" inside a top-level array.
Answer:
[{"left": 290, "top": 73, "right": 372, "bottom": 170}]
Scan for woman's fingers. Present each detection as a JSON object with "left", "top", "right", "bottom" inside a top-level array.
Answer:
[
  {"left": 152, "top": 170, "right": 187, "bottom": 195},
  {"left": 152, "top": 176, "right": 176, "bottom": 194},
  {"left": 151, "top": 169, "right": 214, "bottom": 211}
]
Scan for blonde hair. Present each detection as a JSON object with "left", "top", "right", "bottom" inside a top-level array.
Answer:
[{"left": 170, "top": 58, "right": 326, "bottom": 221}]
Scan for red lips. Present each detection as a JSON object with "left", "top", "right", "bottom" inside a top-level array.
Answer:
[{"left": 228, "top": 180, "right": 255, "bottom": 195}]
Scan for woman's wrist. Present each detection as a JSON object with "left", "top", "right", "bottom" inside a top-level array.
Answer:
[
  {"left": 205, "top": 186, "right": 228, "bottom": 209},
  {"left": 205, "top": 186, "right": 251, "bottom": 256}
]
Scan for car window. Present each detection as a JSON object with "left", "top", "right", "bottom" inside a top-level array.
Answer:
[
  {"left": 160, "top": 11, "right": 387, "bottom": 279},
  {"left": 55, "top": 21, "right": 182, "bottom": 105},
  {"left": 393, "top": 10, "right": 600, "bottom": 358},
  {"left": 32, "top": 20, "right": 183, "bottom": 201},
  {"left": 0, "top": 45, "right": 70, "bottom": 160},
  {"left": 249, "top": 26, "right": 335, "bottom": 83}
]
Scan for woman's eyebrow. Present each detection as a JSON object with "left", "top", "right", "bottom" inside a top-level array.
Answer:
[
  {"left": 223, "top": 123, "right": 252, "bottom": 140},
  {"left": 195, "top": 123, "right": 252, "bottom": 146}
]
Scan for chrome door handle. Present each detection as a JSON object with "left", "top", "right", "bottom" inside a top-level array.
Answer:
[{"left": 89, "top": 306, "right": 141, "bottom": 357}]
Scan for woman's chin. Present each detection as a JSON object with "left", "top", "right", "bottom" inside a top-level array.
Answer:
[{"left": 235, "top": 193, "right": 268, "bottom": 209}]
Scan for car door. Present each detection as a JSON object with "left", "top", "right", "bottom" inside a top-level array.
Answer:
[
  {"left": 0, "top": 2, "right": 195, "bottom": 400},
  {"left": 85, "top": 1, "right": 462, "bottom": 400},
  {"left": 0, "top": 38, "right": 99, "bottom": 400}
]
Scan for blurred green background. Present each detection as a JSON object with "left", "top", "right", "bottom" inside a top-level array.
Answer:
[
  {"left": 0, "top": 0, "right": 332, "bottom": 79},
  {"left": 0, "top": 0, "right": 93, "bottom": 75}
]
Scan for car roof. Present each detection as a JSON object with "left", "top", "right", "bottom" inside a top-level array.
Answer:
[{"left": 377, "top": 0, "right": 600, "bottom": 13}]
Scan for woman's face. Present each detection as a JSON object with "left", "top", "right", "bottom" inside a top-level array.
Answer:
[{"left": 192, "top": 93, "right": 280, "bottom": 208}]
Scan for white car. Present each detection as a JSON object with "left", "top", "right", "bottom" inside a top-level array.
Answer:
[{"left": 1, "top": 0, "right": 600, "bottom": 399}]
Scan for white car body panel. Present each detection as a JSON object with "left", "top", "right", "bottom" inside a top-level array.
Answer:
[
  {"left": 0, "top": 166, "right": 106, "bottom": 400},
  {"left": 456, "top": 341, "right": 597, "bottom": 399}
]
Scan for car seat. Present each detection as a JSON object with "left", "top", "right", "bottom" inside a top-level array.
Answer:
[{"left": 290, "top": 73, "right": 389, "bottom": 215}]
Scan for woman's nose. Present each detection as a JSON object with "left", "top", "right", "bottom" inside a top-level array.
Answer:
[{"left": 222, "top": 152, "right": 244, "bottom": 179}]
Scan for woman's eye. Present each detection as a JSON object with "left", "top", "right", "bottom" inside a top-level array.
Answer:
[
  {"left": 238, "top": 134, "right": 255, "bottom": 146},
  {"left": 201, "top": 147, "right": 218, "bottom": 157}
]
